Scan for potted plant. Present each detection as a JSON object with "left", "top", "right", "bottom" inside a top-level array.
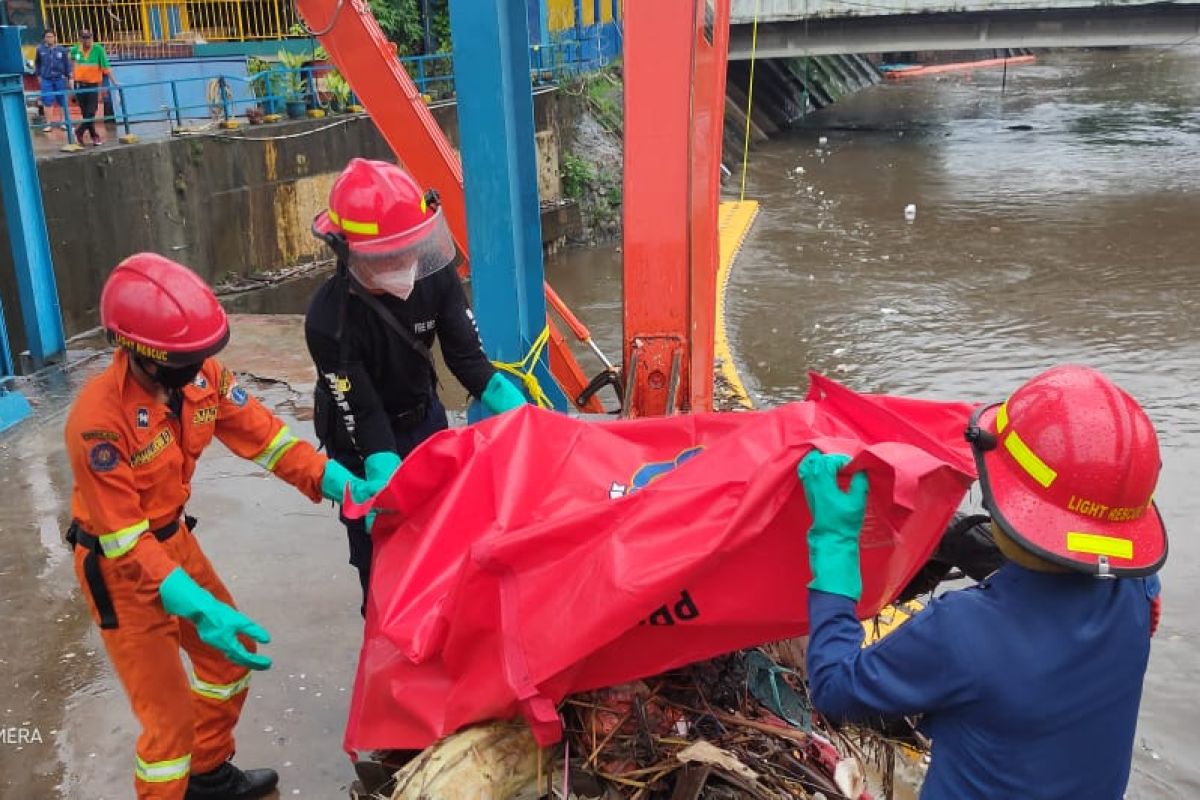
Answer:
[
  {"left": 248, "top": 56, "right": 284, "bottom": 116},
  {"left": 326, "top": 71, "right": 352, "bottom": 113},
  {"left": 276, "top": 49, "right": 310, "bottom": 119}
]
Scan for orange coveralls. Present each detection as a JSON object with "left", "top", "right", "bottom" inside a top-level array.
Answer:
[{"left": 64, "top": 349, "right": 327, "bottom": 799}]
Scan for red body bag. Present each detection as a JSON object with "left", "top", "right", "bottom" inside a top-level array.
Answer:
[{"left": 342, "top": 375, "right": 977, "bottom": 750}]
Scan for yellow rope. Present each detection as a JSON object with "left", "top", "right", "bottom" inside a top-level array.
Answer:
[
  {"left": 738, "top": 0, "right": 761, "bottom": 203},
  {"left": 491, "top": 325, "right": 555, "bottom": 410}
]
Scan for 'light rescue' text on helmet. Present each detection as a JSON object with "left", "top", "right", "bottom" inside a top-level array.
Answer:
[
  {"left": 312, "top": 158, "right": 456, "bottom": 299},
  {"left": 100, "top": 253, "right": 230, "bottom": 367},
  {"left": 966, "top": 365, "right": 1167, "bottom": 577}
]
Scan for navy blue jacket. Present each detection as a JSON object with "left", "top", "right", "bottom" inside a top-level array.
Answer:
[
  {"left": 34, "top": 44, "right": 72, "bottom": 81},
  {"left": 807, "top": 564, "right": 1160, "bottom": 798}
]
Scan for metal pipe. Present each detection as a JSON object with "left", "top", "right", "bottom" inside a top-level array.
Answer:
[
  {"left": 117, "top": 86, "right": 133, "bottom": 136},
  {"left": 218, "top": 76, "right": 232, "bottom": 121},
  {"left": 170, "top": 80, "right": 182, "bottom": 127}
]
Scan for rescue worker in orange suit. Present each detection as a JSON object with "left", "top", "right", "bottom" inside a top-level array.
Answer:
[
  {"left": 798, "top": 365, "right": 1165, "bottom": 799},
  {"left": 305, "top": 159, "right": 526, "bottom": 613},
  {"left": 65, "top": 253, "right": 374, "bottom": 800}
]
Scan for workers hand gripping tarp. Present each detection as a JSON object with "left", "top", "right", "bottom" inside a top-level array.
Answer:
[{"left": 340, "top": 374, "right": 979, "bottom": 752}]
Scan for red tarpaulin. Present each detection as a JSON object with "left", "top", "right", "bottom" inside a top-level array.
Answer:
[{"left": 342, "top": 374, "right": 977, "bottom": 751}]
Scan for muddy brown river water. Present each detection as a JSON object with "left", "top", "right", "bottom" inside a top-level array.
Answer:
[
  {"left": 547, "top": 46, "right": 1200, "bottom": 798},
  {"left": 1, "top": 46, "right": 1197, "bottom": 799}
]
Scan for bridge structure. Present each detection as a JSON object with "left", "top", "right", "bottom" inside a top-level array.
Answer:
[{"left": 728, "top": 0, "right": 1200, "bottom": 57}]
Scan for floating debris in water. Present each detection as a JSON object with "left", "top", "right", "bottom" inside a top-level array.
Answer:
[{"left": 904, "top": 204, "right": 917, "bottom": 221}]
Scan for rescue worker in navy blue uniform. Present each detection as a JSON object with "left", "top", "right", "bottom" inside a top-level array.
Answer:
[
  {"left": 305, "top": 159, "right": 526, "bottom": 613},
  {"left": 798, "top": 365, "right": 1167, "bottom": 799}
]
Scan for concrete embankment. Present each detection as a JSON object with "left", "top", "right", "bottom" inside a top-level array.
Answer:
[{"left": 0, "top": 88, "right": 581, "bottom": 353}]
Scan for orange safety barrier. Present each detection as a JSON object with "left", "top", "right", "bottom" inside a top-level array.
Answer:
[{"left": 885, "top": 55, "right": 1037, "bottom": 80}]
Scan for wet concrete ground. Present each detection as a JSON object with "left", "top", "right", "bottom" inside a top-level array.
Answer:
[{"left": 0, "top": 316, "right": 423, "bottom": 799}]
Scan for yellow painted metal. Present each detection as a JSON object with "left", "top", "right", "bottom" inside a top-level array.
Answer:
[
  {"left": 39, "top": 0, "right": 301, "bottom": 43},
  {"left": 715, "top": 200, "right": 759, "bottom": 409},
  {"left": 547, "top": 0, "right": 615, "bottom": 32}
]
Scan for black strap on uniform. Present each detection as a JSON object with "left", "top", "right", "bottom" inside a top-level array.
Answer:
[
  {"left": 349, "top": 274, "right": 437, "bottom": 373},
  {"left": 67, "top": 515, "right": 195, "bottom": 630}
]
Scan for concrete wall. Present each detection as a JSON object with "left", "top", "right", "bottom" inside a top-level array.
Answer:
[{"left": 0, "top": 88, "right": 570, "bottom": 349}]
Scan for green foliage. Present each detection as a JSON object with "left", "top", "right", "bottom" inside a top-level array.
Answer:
[
  {"left": 561, "top": 153, "right": 595, "bottom": 200},
  {"left": 276, "top": 48, "right": 309, "bottom": 99},
  {"left": 326, "top": 71, "right": 352, "bottom": 108},
  {"left": 576, "top": 66, "right": 624, "bottom": 135},
  {"left": 367, "top": 0, "right": 422, "bottom": 55}
]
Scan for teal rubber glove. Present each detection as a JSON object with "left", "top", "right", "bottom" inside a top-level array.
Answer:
[
  {"left": 158, "top": 567, "right": 272, "bottom": 670},
  {"left": 321, "top": 459, "right": 357, "bottom": 502},
  {"left": 797, "top": 450, "right": 869, "bottom": 601},
  {"left": 481, "top": 372, "right": 527, "bottom": 415},
  {"left": 362, "top": 451, "right": 402, "bottom": 496}
]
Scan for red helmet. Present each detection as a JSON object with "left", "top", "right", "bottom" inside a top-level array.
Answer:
[
  {"left": 100, "top": 253, "right": 229, "bottom": 366},
  {"left": 312, "top": 158, "right": 456, "bottom": 298},
  {"left": 966, "top": 365, "right": 1167, "bottom": 577}
]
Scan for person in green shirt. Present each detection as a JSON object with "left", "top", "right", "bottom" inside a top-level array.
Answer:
[{"left": 69, "top": 30, "right": 118, "bottom": 146}]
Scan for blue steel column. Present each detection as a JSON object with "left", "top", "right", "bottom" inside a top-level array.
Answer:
[
  {"left": 0, "top": 26, "right": 65, "bottom": 370},
  {"left": 0, "top": 26, "right": 37, "bottom": 430},
  {"left": 449, "top": 0, "right": 568, "bottom": 413}
]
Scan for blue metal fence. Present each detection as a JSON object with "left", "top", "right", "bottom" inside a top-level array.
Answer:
[{"left": 23, "top": 30, "right": 621, "bottom": 145}]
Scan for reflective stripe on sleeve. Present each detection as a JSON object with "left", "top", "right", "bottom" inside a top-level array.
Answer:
[
  {"left": 135, "top": 753, "right": 192, "bottom": 783},
  {"left": 99, "top": 519, "right": 150, "bottom": 558},
  {"left": 253, "top": 426, "right": 300, "bottom": 472}
]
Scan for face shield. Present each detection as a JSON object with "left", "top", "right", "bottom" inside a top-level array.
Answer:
[{"left": 317, "top": 208, "right": 457, "bottom": 300}]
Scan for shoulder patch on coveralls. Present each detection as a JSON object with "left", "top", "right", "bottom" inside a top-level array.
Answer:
[
  {"left": 88, "top": 442, "right": 120, "bottom": 473},
  {"left": 82, "top": 429, "right": 120, "bottom": 442}
]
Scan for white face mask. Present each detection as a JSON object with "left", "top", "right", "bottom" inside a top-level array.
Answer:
[{"left": 352, "top": 262, "right": 417, "bottom": 300}]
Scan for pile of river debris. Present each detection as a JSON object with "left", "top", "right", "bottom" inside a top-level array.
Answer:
[{"left": 354, "top": 636, "right": 926, "bottom": 800}]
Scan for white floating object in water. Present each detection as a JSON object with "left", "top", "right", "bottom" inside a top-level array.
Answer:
[
  {"left": 904, "top": 203, "right": 917, "bottom": 221},
  {"left": 818, "top": 135, "right": 829, "bottom": 146},
  {"left": 793, "top": 166, "right": 805, "bottom": 175},
  {"left": 881, "top": 307, "right": 899, "bottom": 315}
]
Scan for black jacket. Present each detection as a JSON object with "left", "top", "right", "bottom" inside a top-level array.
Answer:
[{"left": 304, "top": 268, "right": 495, "bottom": 458}]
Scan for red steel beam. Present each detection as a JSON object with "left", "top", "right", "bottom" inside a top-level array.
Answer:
[{"left": 623, "top": 0, "right": 730, "bottom": 417}]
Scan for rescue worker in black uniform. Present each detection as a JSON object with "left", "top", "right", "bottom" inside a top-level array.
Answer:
[{"left": 305, "top": 159, "right": 526, "bottom": 613}]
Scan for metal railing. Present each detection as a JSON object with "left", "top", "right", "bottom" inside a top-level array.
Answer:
[
  {"left": 39, "top": 0, "right": 303, "bottom": 45},
  {"left": 24, "top": 33, "right": 622, "bottom": 148}
]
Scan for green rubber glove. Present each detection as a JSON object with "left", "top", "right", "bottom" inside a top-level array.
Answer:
[
  {"left": 321, "top": 459, "right": 357, "bottom": 502},
  {"left": 158, "top": 567, "right": 272, "bottom": 670},
  {"left": 362, "top": 451, "right": 402, "bottom": 496},
  {"left": 481, "top": 372, "right": 527, "bottom": 415},
  {"left": 797, "top": 450, "right": 869, "bottom": 601}
]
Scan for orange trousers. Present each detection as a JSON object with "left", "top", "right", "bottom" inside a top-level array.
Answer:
[{"left": 74, "top": 525, "right": 255, "bottom": 799}]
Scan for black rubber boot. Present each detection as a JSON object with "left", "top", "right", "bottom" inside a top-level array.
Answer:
[{"left": 185, "top": 761, "right": 279, "bottom": 799}]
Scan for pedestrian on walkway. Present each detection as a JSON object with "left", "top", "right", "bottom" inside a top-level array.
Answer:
[
  {"left": 305, "top": 159, "right": 527, "bottom": 615},
  {"left": 33, "top": 29, "right": 72, "bottom": 133},
  {"left": 798, "top": 365, "right": 1166, "bottom": 799},
  {"left": 65, "top": 253, "right": 379, "bottom": 799},
  {"left": 69, "top": 29, "right": 117, "bottom": 146}
]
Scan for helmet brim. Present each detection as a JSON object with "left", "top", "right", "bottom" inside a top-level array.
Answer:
[
  {"left": 107, "top": 323, "right": 229, "bottom": 367},
  {"left": 973, "top": 403, "right": 1167, "bottom": 577},
  {"left": 312, "top": 210, "right": 339, "bottom": 239}
]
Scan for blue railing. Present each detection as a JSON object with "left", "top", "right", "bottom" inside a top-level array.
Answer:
[{"left": 25, "top": 28, "right": 622, "bottom": 147}]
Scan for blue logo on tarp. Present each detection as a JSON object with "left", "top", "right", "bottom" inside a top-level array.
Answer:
[{"left": 609, "top": 446, "right": 705, "bottom": 499}]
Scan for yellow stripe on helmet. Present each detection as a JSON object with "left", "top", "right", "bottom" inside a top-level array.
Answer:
[
  {"left": 1003, "top": 429, "right": 1058, "bottom": 488},
  {"left": 327, "top": 208, "right": 379, "bottom": 236},
  {"left": 1066, "top": 532, "right": 1134, "bottom": 560}
]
